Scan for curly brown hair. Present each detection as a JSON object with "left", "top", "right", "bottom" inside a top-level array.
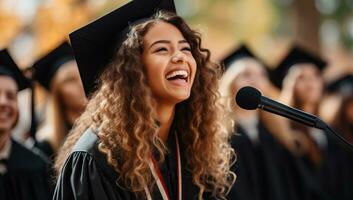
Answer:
[{"left": 55, "top": 11, "right": 235, "bottom": 199}]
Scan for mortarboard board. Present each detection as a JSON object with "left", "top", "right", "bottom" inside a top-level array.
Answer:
[
  {"left": 270, "top": 46, "right": 327, "bottom": 88},
  {"left": 326, "top": 74, "right": 353, "bottom": 95},
  {"left": 69, "top": 0, "right": 176, "bottom": 96},
  {"left": 0, "top": 49, "right": 30, "bottom": 91},
  {"left": 32, "top": 41, "right": 74, "bottom": 90},
  {"left": 222, "top": 44, "right": 271, "bottom": 77},
  {"left": 222, "top": 44, "right": 256, "bottom": 69}
]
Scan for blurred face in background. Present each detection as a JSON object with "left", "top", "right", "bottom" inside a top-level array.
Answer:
[
  {"left": 52, "top": 60, "right": 87, "bottom": 114},
  {"left": 0, "top": 76, "right": 18, "bottom": 133},
  {"left": 230, "top": 58, "right": 270, "bottom": 95},
  {"left": 292, "top": 64, "right": 323, "bottom": 106}
]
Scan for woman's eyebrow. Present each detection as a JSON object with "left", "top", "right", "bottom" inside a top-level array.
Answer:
[
  {"left": 149, "top": 40, "right": 189, "bottom": 48},
  {"left": 149, "top": 40, "right": 170, "bottom": 48}
]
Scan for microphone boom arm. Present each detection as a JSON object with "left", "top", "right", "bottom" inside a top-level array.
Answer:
[
  {"left": 260, "top": 96, "right": 319, "bottom": 128},
  {"left": 235, "top": 86, "right": 353, "bottom": 149},
  {"left": 260, "top": 96, "right": 353, "bottom": 149}
]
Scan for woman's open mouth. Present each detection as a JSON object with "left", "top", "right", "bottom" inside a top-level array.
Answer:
[{"left": 165, "top": 69, "right": 188, "bottom": 85}]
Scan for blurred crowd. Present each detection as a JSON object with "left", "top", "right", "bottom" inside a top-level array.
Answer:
[{"left": 221, "top": 44, "right": 353, "bottom": 200}]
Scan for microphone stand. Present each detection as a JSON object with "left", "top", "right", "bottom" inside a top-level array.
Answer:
[{"left": 316, "top": 118, "right": 353, "bottom": 150}]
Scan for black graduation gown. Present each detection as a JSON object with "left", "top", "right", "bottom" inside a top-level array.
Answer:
[
  {"left": 0, "top": 139, "right": 52, "bottom": 200},
  {"left": 53, "top": 129, "right": 207, "bottom": 200},
  {"left": 264, "top": 127, "right": 334, "bottom": 200},
  {"left": 314, "top": 131, "right": 353, "bottom": 200},
  {"left": 337, "top": 142, "right": 353, "bottom": 200},
  {"left": 228, "top": 122, "right": 287, "bottom": 200},
  {"left": 275, "top": 141, "right": 331, "bottom": 200},
  {"left": 341, "top": 143, "right": 353, "bottom": 200},
  {"left": 228, "top": 125, "right": 261, "bottom": 200},
  {"left": 35, "top": 140, "right": 55, "bottom": 161},
  {"left": 228, "top": 121, "right": 331, "bottom": 200}
]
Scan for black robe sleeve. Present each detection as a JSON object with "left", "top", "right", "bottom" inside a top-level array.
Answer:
[
  {"left": 53, "top": 151, "right": 127, "bottom": 200},
  {"left": 52, "top": 129, "right": 135, "bottom": 200}
]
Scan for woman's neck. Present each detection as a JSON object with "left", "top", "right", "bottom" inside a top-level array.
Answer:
[{"left": 156, "top": 102, "right": 175, "bottom": 143}]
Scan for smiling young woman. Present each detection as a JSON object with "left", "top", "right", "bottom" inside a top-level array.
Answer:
[{"left": 53, "top": 1, "right": 235, "bottom": 200}]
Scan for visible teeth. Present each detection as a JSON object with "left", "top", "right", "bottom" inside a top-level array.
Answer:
[{"left": 166, "top": 70, "right": 188, "bottom": 79}]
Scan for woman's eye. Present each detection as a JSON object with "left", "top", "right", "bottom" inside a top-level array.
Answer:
[
  {"left": 181, "top": 47, "right": 192, "bottom": 52},
  {"left": 155, "top": 47, "right": 168, "bottom": 52}
]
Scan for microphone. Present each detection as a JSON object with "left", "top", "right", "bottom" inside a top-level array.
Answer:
[
  {"left": 235, "top": 86, "right": 353, "bottom": 148},
  {"left": 235, "top": 86, "right": 325, "bottom": 129}
]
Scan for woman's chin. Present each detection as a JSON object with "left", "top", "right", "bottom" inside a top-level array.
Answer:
[
  {"left": 153, "top": 89, "right": 192, "bottom": 105},
  {"left": 168, "top": 93, "right": 191, "bottom": 104}
]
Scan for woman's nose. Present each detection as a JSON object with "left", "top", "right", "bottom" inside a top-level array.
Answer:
[{"left": 171, "top": 51, "right": 186, "bottom": 63}]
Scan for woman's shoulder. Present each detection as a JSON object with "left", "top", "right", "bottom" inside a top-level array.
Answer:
[
  {"left": 54, "top": 129, "right": 129, "bottom": 200},
  {"left": 64, "top": 128, "right": 118, "bottom": 181},
  {"left": 72, "top": 128, "right": 100, "bottom": 154}
]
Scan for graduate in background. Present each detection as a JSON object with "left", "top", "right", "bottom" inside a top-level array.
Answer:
[
  {"left": 326, "top": 74, "right": 353, "bottom": 200},
  {"left": 53, "top": 0, "right": 235, "bottom": 199},
  {"left": 0, "top": 49, "right": 51, "bottom": 200},
  {"left": 328, "top": 75, "right": 353, "bottom": 145},
  {"left": 220, "top": 45, "right": 301, "bottom": 200},
  {"left": 269, "top": 45, "right": 338, "bottom": 200},
  {"left": 32, "top": 41, "right": 87, "bottom": 157}
]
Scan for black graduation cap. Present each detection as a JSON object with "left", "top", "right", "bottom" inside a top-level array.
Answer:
[
  {"left": 326, "top": 74, "right": 353, "bottom": 95},
  {"left": 222, "top": 44, "right": 271, "bottom": 78},
  {"left": 222, "top": 45, "right": 256, "bottom": 69},
  {"left": 0, "top": 49, "right": 30, "bottom": 91},
  {"left": 32, "top": 41, "right": 74, "bottom": 90},
  {"left": 69, "top": 0, "right": 176, "bottom": 96},
  {"left": 270, "top": 46, "right": 327, "bottom": 88}
]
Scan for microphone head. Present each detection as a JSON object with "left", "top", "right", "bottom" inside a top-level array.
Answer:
[{"left": 235, "top": 86, "right": 262, "bottom": 110}]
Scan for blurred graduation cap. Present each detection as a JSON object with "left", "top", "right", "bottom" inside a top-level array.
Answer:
[
  {"left": 69, "top": 0, "right": 176, "bottom": 96},
  {"left": 222, "top": 45, "right": 256, "bottom": 69},
  {"left": 0, "top": 49, "right": 30, "bottom": 91},
  {"left": 32, "top": 41, "right": 74, "bottom": 90},
  {"left": 270, "top": 46, "right": 327, "bottom": 88},
  {"left": 222, "top": 44, "right": 271, "bottom": 77},
  {"left": 326, "top": 74, "right": 353, "bottom": 95}
]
